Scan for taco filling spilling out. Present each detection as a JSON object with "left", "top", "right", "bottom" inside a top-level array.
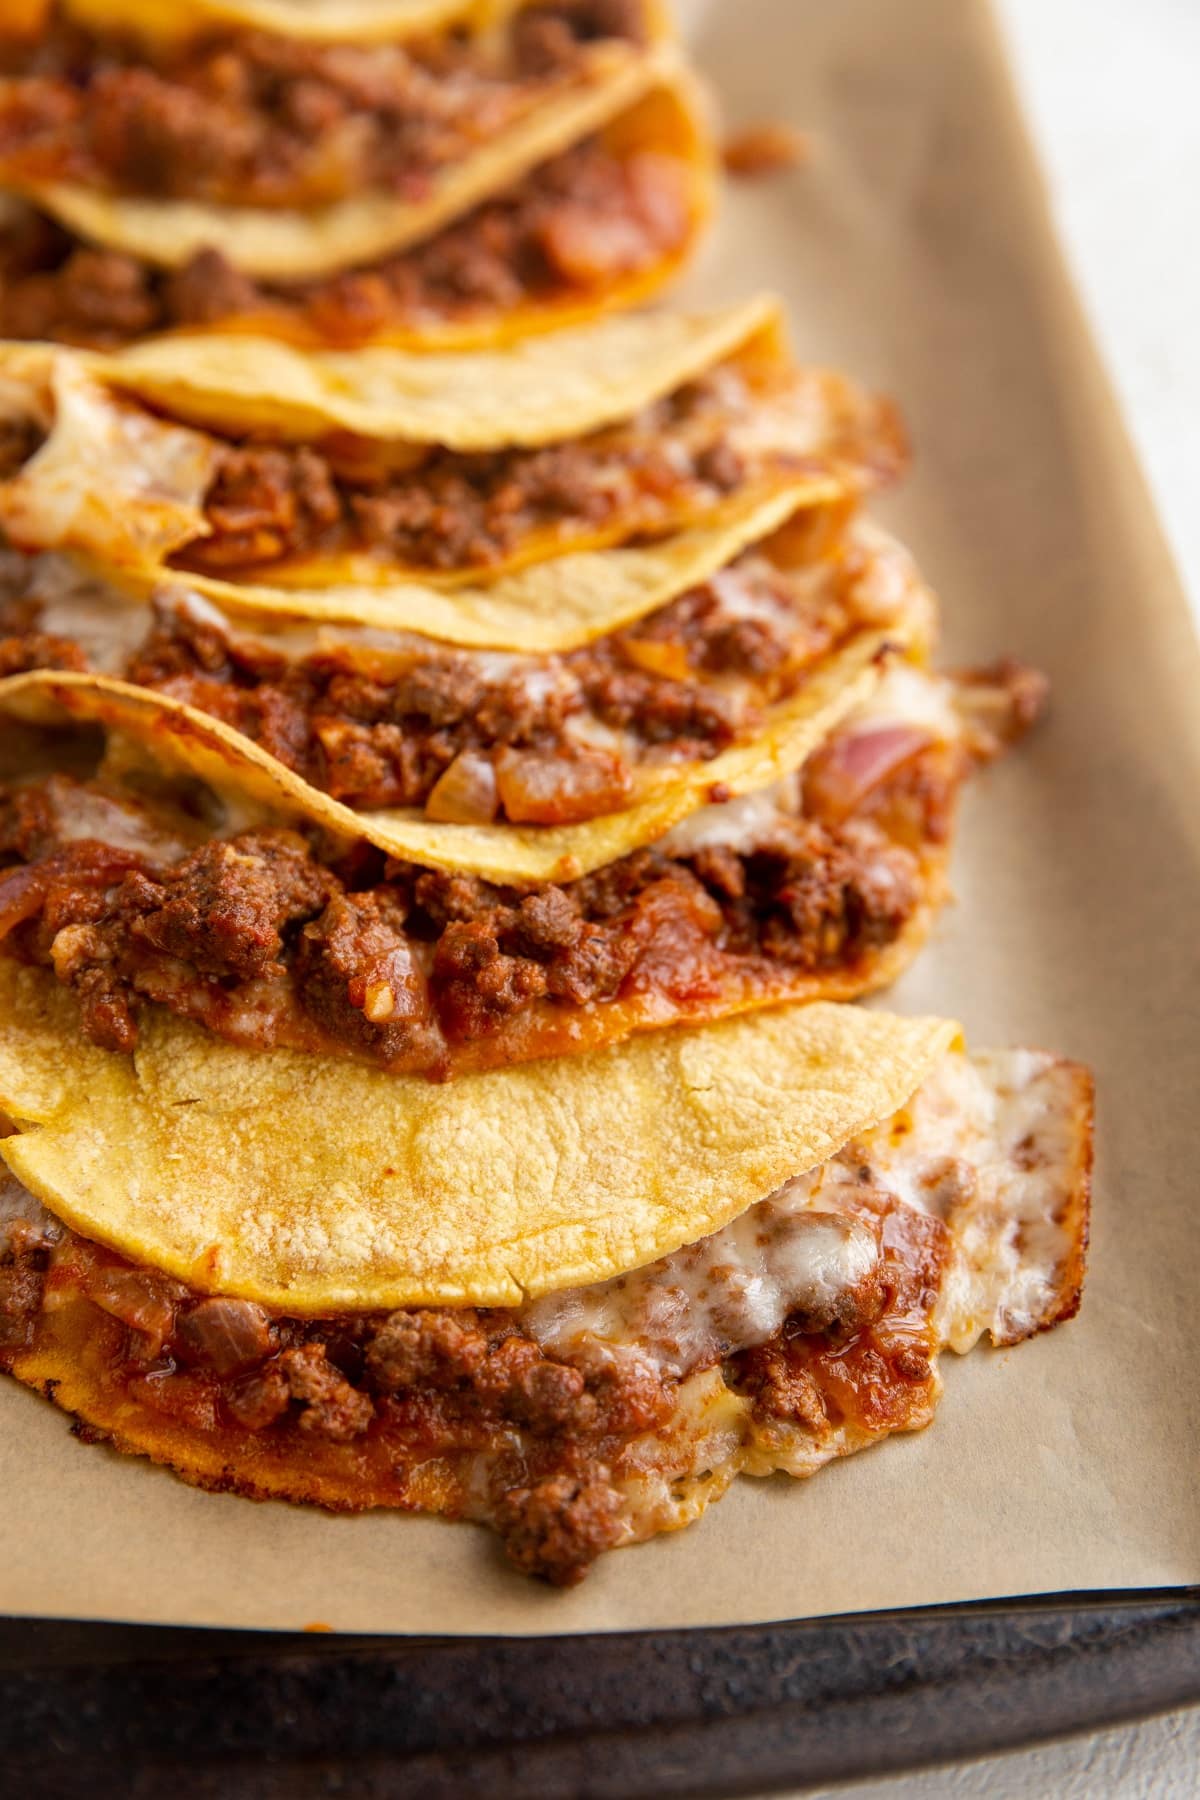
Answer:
[{"left": 0, "top": 985, "right": 1092, "bottom": 1583}]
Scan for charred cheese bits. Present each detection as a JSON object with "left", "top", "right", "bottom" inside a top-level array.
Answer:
[
  {"left": 0, "top": 2, "right": 712, "bottom": 350},
  {"left": 0, "top": 998, "right": 1092, "bottom": 1584}
]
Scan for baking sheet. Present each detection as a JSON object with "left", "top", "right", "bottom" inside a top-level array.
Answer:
[{"left": 1, "top": 0, "right": 1198, "bottom": 1636}]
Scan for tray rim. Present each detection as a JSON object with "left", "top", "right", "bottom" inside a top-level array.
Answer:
[{"left": 2, "top": 1589, "right": 1198, "bottom": 1796}]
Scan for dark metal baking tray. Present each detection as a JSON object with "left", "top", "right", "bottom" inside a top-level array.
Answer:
[{"left": 2, "top": 1592, "right": 1197, "bottom": 1797}]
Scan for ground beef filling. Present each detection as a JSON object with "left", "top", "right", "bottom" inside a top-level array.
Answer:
[
  {"left": 0, "top": 2, "right": 648, "bottom": 206},
  {"left": 0, "top": 547, "right": 866, "bottom": 821},
  {"left": 177, "top": 371, "right": 752, "bottom": 577},
  {"left": 0, "top": 133, "right": 694, "bottom": 348},
  {"left": 0, "top": 752, "right": 942, "bottom": 1072},
  {"left": 94, "top": 563, "right": 843, "bottom": 821},
  {"left": 0, "top": 589, "right": 89, "bottom": 678},
  {"left": 0, "top": 1187, "right": 944, "bottom": 1583},
  {"left": 0, "top": 360, "right": 752, "bottom": 577}
]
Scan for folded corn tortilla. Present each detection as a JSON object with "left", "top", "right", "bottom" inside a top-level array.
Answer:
[
  {"left": 0, "top": 957, "right": 959, "bottom": 1308},
  {"left": 0, "top": 629, "right": 897, "bottom": 881},
  {"left": 1, "top": 43, "right": 699, "bottom": 281},
  {"left": 0, "top": 304, "right": 902, "bottom": 606}
]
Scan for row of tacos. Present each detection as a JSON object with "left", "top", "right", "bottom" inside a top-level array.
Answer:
[
  {"left": 0, "top": 6, "right": 1091, "bottom": 1592},
  {"left": 0, "top": 0, "right": 712, "bottom": 347}
]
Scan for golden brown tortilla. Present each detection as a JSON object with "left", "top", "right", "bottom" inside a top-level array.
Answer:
[{"left": 0, "top": 958, "right": 959, "bottom": 1309}]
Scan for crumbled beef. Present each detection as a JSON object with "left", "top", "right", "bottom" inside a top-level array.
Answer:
[
  {"left": 295, "top": 888, "right": 434, "bottom": 1061},
  {"left": 0, "top": 783, "right": 64, "bottom": 863},
  {"left": 753, "top": 822, "right": 919, "bottom": 968},
  {"left": 279, "top": 1343, "right": 374, "bottom": 1442},
  {"left": 511, "top": 886, "right": 581, "bottom": 952},
  {"left": 572, "top": 657, "right": 743, "bottom": 748},
  {"left": 0, "top": 630, "right": 89, "bottom": 677},
  {"left": 125, "top": 832, "right": 333, "bottom": 980},
  {"left": 67, "top": 964, "right": 138, "bottom": 1054},
  {"left": 687, "top": 844, "right": 746, "bottom": 900},
  {"left": 0, "top": 133, "right": 688, "bottom": 349},
  {"left": 11, "top": 244, "right": 163, "bottom": 343},
  {"left": 367, "top": 1308, "right": 491, "bottom": 1392},
  {"left": 368, "top": 1309, "right": 592, "bottom": 1431},
  {"left": 0, "top": 736, "right": 937, "bottom": 1072},
  {"left": 200, "top": 446, "right": 343, "bottom": 569},
  {"left": 0, "top": 5, "right": 646, "bottom": 207},
  {"left": 0, "top": 1258, "right": 43, "bottom": 1351},
  {"left": 733, "top": 1342, "right": 829, "bottom": 1430},
  {"left": 162, "top": 246, "right": 263, "bottom": 328},
  {"left": 432, "top": 919, "right": 550, "bottom": 1035},
  {"left": 494, "top": 1468, "right": 627, "bottom": 1585}
]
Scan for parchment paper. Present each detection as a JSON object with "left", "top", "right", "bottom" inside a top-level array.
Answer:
[{"left": 1, "top": 0, "right": 1197, "bottom": 1635}]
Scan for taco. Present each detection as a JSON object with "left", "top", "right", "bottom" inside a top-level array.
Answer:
[
  {"left": 0, "top": 2, "right": 712, "bottom": 350},
  {"left": 0, "top": 970, "right": 1092, "bottom": 1582},
  {"left": 0, "top": 302, "right": 906, "bottom": 591},
  {"left": 0, "top": 499, "right": 936, "bottom": 831},
  {"left": 0, "top": 643, "right": 1042, "bottom": 1078}
]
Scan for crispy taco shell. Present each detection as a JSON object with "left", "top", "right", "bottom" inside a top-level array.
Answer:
[
  {"left": 33, "top": 1, "right": 652, "bottom": 51},
  {"left": 0, "top": 656, "right": 963, "bottom": 1086},
  {"left": 102, "top": 292, "right": 782, "bottom": 448},
  {"left": 0, "top": 632, "right": 897, "bottom": 881},
  {"left": 10, "top": 51, "right": 683, "bottom": 283},
  {"left": 0, "top": 304, "right": 904, "bottom": 598},
  {"left": 0, "top": 959, "right": 959, "bottom": 1308},
  {"left": 0, "top": 1039, "right": 1092, "bottom": 1581}
]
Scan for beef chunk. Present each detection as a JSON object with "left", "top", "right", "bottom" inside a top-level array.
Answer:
[
  {"left": 295, "top": 887, "right": 433, "bottom": 1061},
  {"left": 280, "top": 1343, "right": 374, "bottom": 1442},
  {"left": 495, "top": 1469, "right": 626, "bottom": 1585},
  {"left": 127, "top": 831, "right": 333, "bottom": 980}
]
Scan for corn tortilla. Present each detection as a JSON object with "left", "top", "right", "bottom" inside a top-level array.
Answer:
[
  {"left": 0, "top": 959, "right": 959, "bottom": 1309},
  {"left": 0, "top": 632, "right": 895, "bottom": 882},
  {"left": 104, "top": 293, "right": 782, "bottom": 448},
  {"left": 55, "top": 0, "right": 611, "bottom": 50},
  {"left": 5, "top": 50, "right": 695, "bottom": 283}
]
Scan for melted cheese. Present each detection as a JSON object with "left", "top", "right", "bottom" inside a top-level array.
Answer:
[
  {"left": 0, "top": 551, "right": 149, "bottom": 671},
  {"left": 657, "top": 782, "right": 795, "bottom": 857},
  {"left": 0, "top": 357, "right": 216, "bottom": 565},
  {"left": 0, "top": 1049, "right": 1087, "bottom": 1365},
  {"left": 525, "top": 1201, "right": 877, "bottom": 1378},
  {"left": 524, "top": 1049, "right": 1089, "bottom": 1371}
]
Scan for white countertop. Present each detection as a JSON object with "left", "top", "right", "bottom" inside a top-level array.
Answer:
[{"left": 804, "top": 5, "right": 1200, "bottom": 1792}]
